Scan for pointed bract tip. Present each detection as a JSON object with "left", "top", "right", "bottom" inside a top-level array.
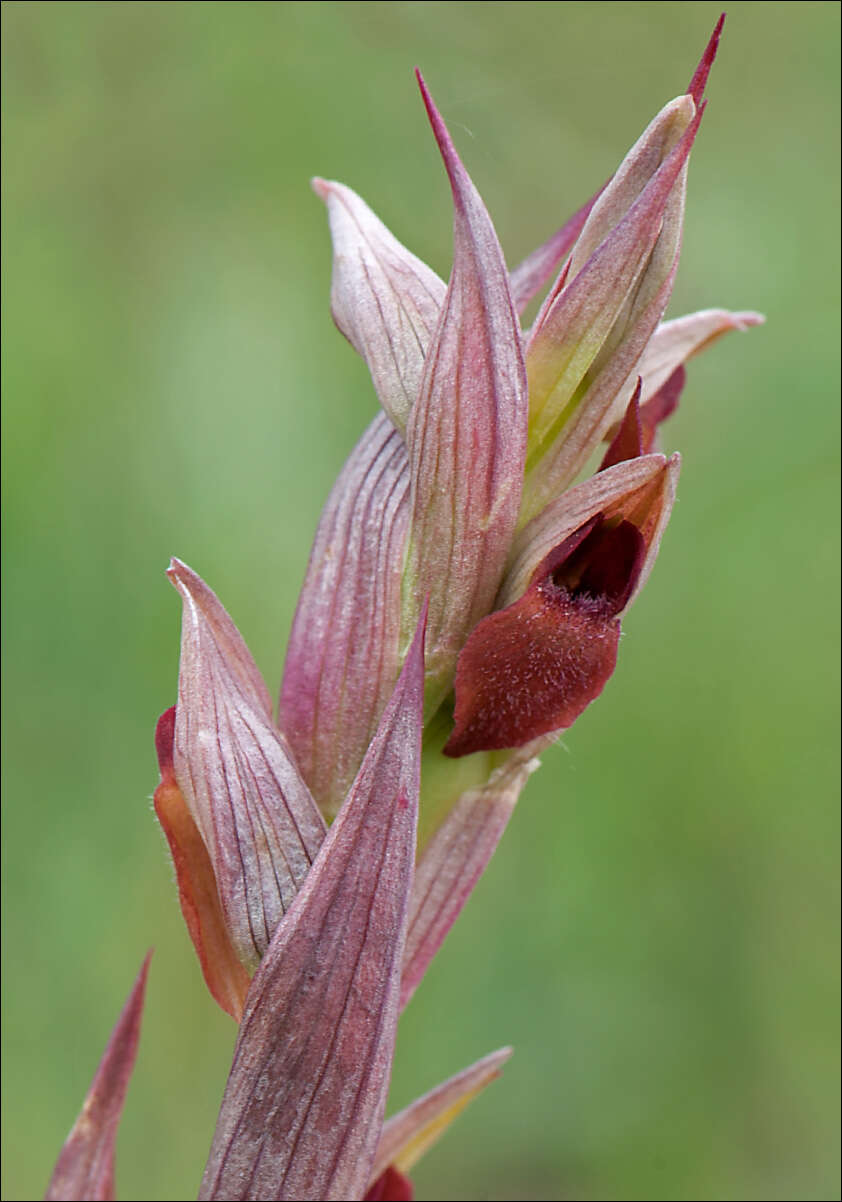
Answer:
[
  {"left": 370, "top": 1046, "right": 516, "bottom": 1185},
  {"left": 311, "top": 176, "right": 330, "bottom": 201},
  {"left": 167, "top": 557, "right": 197, "bottom": 604},
  {"left": 414, "top": 68, "right": 438, "bottom": 131},
  {"left": 599, "top": 379, "right": 644, "bottom": 471},
  {"left": 688, "top": 14, "right": 726, "bottom": 105},
  {"left": 414, "top": 69, "right": 460, "bottom": 182},
  {"left": 166, "top": 556, "right": 190, "bottom": 586},
  {"left": 166, "top": 557, "right": 207, "bottom": 604},
  {"left": 45, "top": 953, "right": 152, "bottom": 1202},
  {"left": 138, "top": 949, "right": 153, "bottom": 986}
]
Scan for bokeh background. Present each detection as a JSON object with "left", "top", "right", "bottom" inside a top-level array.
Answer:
[{"left": 2, "top": 3, "right": 839, "bottom": 1199}]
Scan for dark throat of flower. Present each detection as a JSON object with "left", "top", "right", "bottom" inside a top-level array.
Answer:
[{"left": 541, "top": 514, "right": 646, "bottom": 619}]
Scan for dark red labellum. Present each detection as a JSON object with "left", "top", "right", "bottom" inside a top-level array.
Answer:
[
  {"left": 444, "top": 516, "right": 646, "bottom": 756},
  {"left": 600, "top": 379, "right": 644, "bottom": 470}
]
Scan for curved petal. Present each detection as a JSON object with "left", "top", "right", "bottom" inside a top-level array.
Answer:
[
  {"left": 636, "top": 308, "right": 766, "bottom": 401},
  {"left": 313, "top": 178, "right": 446, "bottom": 431},
  {"left": 154, "top": 707, "right": 251, "bottom": 1020},
  {"left": 171, "top": 560, "right": 326, "bottom": 972}
]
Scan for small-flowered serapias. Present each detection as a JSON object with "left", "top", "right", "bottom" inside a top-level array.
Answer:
[
  {"left": 48, "top": 17, "right": 763, "bottom": 1202},
  {"left": 285, "top": 15, "right": 763, "bottom": 1006}
]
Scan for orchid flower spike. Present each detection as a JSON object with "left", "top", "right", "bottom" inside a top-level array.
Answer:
[
  {"left": 128, "top": 15, "right": 763, "bottom": 1200},
  {"left": 287, "top": 17, "right": 762, "bottom": 1002}
]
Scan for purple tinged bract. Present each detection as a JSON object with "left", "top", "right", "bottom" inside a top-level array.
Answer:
[
  {"left": 199, "top": 611, "right": 427, "bottom": 1202},
  {"left": 44, "top": 956, "right": 151, "bottom": 1202},
  {"left": 170, "top": 558, "right": 326, "bottom": 973},
  {"left": 402, "top": 73, "right": 528, "bottom": 718}
]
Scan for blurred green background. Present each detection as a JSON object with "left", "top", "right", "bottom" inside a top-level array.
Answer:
[{"left": 2, "top": 3, "right": 839, "bottom": 1199}]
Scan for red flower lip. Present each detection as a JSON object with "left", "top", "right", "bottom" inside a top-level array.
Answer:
[{"left": 444, "top": 512, "right": 647, "bottom": 757}]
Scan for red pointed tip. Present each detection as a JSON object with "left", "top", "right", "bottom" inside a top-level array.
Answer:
[
  {"left": 414, "top": 67, "right": 435, "bottom": 122},
  {"left": 45, "top": 955, "right": 152, "bottom": 1202},
  {"left": 639, "top": 365, "right": 686, "bottom": 452},
  {"left": 600, "top": 379, "right": 644, "bottom": 470},
  {"left": 415, "top": 69, "right": 462, "bottom": 186},
  {"left": 108, "top": 949, "right": 152, "bottom": 1057},
  {"left": 154, "top": 706, "right": 176, "bottom": 780},
  {"left": 127, "top": 951, "right": 153, "bottom": 1030},
  {"left": 688, "top": 14, "right": 725, "bottom": 105}
]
